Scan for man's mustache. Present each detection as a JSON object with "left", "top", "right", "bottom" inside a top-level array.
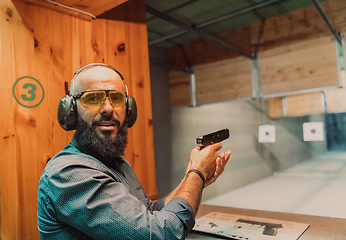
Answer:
[{"left": 91, "top": 116, "right": 121, "bottom": 127}]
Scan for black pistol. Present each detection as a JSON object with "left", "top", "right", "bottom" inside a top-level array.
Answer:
[{"left": 196, "top": 129, "right": 230, "bottom": 148}]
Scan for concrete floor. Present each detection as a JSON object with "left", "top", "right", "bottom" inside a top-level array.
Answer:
[{"left": 203, "top": 151, "right": 346, "bottom": 219}]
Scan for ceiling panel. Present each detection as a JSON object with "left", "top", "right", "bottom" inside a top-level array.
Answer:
[{"left": 146, "top": 0, "right": 327, "bottom": 49}]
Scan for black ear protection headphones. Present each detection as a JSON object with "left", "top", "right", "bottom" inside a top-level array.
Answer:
[{"left": 57, "top": 63, "right": 137, "bottom": 131}]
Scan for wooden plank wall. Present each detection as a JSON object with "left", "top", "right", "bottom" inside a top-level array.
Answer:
[
  {"left": 254, "top": 0, "right": 346, "bottom": 117},
  {"left": 168, "top": 0, "right": 346, "bottom": 68},
  {"left": 286, "top": 92, "right": 325, "bottom": 116},
  {"left": 0, "top": 0, "right": 157, "bottom": 239},
  {"left": 268, "top": 69, "right": 346, "bottom": 117},
  {"left": 169, "top": 35, "right": 339, "bottom": 108},
  {"left": 169, "top": 70, "right": 191, "bottom": 106},
  {"left": 325, "top": 87, "right": 346, "bottom": 113},
  {"left": 168, "top": 26, "right": 252, "bottom": 69},
  {"left": 169, "top": 56, "right": 253, "bottom": 106},
  {"left": 259, "top": 36, "right": 339, "bottom": 96},
  {"left": 195, "top": 56, "right": 252, "bottom": 104},
  {"left": 168, "top": 0, "right": 346, "bottom": 116},
  {"left": 249, "top": 0, "right": 346, "bottom": 52},
  {"left": 267, "top": 97, "right": 284, "bottom": 118}
]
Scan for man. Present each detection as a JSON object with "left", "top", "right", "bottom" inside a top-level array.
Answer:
[{"left": 37, "top": 63, "right": 232, "bottom": 239}]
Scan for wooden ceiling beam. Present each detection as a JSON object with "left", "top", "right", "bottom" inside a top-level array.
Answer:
[{"left": 19, "top": 0, "right": 128, "bottom": 20}]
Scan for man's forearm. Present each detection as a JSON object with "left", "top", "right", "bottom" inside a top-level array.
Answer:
[
  {"left": 166, "top": 171, "right": 204, "bottom": 216},
  {"left": 164, "top": 179, "right": 184, "bottom": 205},
  {"left": 164, "top": 144, "right": 230, "bottom": 216}
]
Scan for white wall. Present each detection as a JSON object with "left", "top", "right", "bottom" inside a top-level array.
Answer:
[{"left": 170, "top": 99, "right": 326, "bottom": 201}]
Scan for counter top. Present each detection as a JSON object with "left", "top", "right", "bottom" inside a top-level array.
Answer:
[{"left": 187, "top": 204, "right": 346, "bottom": 239}]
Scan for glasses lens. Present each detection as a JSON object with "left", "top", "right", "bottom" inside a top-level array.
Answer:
[
  {"left": 80, "top": 91, "right": 106, "bottom": 108},
  {"left": 109, "top": 91, "right": 126, "bottom": 108}
]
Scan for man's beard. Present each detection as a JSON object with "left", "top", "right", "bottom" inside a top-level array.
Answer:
[{"left": 74, "top": 115, "right": 128, "bottom": 167}]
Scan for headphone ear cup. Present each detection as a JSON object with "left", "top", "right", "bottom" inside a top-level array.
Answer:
[
  {"left": 57, "top": 95, "right": 78, "bottom": 131},
  {"left": 126, "top": 95, "right": 137, "bottom": 128}
]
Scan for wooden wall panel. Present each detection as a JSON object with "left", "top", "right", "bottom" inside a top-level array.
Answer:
[
  {"left": 268, "top": 92, "right": 325, "bottom": 118},
  {"left": 0, "top": 1, "right": 19, "bottom": 238},
  {"left": 11, "top": 4, "right": 38, "bottom": 239},
  {"left": 0, "top": 0, "right": 157, "bottom": 238},
  {"left": 250, "top": 0, "right": 346, "bottom": 52},
  {"left": 168, "top": 0, "right": 345, "bottom": 112},
  {"left": 325, "top": 69, "right": 346, "bottom": 113},
  {"left": 123, "top": 1, "right": 157, "bottom": 199},
  {"left": 168, "top": 0, "right": 346, "bottom": 69},
  {"left": 168, "top": 26, "right": 251, "bottom": 69},
  {"left": 168, "top": 56, "right": 253, "bottom": 107},
  {"left": 268, "top": 97, "right": 284, "bottom": 118},
  {"left": 169, "top": 70, "right": 191, "bottom": 106},
  {"left": 195, "top": 56, "right": 252, "bottom": 104},
  {"left": 286, "top": 92, "right": 325, "bottom": 116},
  {"left": 259, "top": 36, "right": 339, "bottom": 96},
  {"left": 268, "top": 86, "right": 346, "bottom": 118},
  {"left": 325, "top": 88, "right": 346, "bottom": 113}
]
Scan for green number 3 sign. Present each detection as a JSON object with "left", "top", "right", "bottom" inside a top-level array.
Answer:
[
  {"left": 13, "top": 76, "right": 44, "bottom": 108},
  {"left": 22, "top": 83, "right": 37, "bottom": 101}
]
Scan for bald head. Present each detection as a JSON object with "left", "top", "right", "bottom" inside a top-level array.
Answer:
[{"left": 70, "top": 63, "right": 124, "bottom": 96}]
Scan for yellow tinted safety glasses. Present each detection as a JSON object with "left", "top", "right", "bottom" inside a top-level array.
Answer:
[{"left": 73, "top": 90, "right": 127, "bottom": 109}]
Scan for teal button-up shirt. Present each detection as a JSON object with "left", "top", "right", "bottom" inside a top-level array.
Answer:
[{"left": 37, "top": 138, "right": 194, "bottom": 239}]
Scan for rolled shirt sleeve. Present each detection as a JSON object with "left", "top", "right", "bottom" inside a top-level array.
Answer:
[{"left": 37, "top": 145, "right": 195, "bottom": 240}]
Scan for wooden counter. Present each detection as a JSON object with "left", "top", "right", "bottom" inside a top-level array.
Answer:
[{"left": 187, "top": 204, "right": 346, "bottom": 239}]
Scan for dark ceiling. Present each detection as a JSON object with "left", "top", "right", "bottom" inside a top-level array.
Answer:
[{"left": 145, "top": 0, "right": 327, "bottom": 50}]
